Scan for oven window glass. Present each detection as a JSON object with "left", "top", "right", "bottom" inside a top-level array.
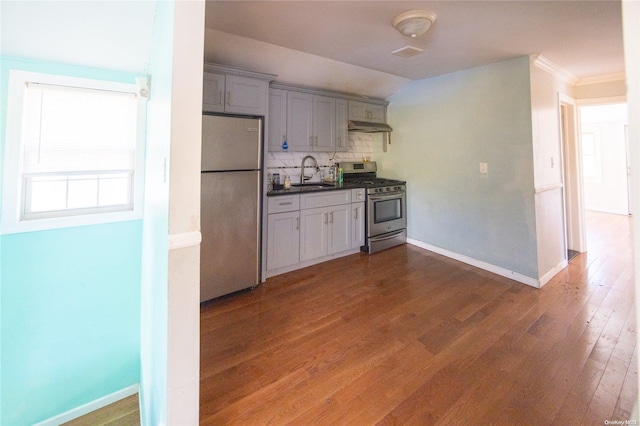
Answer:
[{"left": 374, "top": 198, "right": 402, "bottom": 223}]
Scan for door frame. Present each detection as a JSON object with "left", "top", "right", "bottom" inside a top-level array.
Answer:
[{"left": 559, "top": 93, "right": 587, "bottom": 253}]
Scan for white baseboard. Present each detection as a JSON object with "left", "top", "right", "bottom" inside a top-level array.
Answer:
[
  {"left": 407, "top": 238, "right": 540, "bottom": 288},
  {"left": 538, "top": 259, "right": 568, "bottom": 287},
  {"left": 34, "top": 384, "right": 139, "bottom": 426}
]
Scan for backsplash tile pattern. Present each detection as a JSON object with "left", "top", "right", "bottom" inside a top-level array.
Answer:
[{"left": 265, "top": 133, "right": 375, "bottom": 183}]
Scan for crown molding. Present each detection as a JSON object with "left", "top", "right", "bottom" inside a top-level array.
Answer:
[
  {"left": 270, "top": 82, "right": 388, "bottom": 105},
  {"left": 576, "top": 72, "right": 626, "bottom": 86},
  {"left": 530, "top": 54, "right": 579, "bottom": 86},
  {"left": 204, "top": 62, "right": 277, "bottom": 82}
]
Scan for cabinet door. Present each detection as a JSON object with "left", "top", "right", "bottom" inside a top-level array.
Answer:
[
  {"left": 348, "top": 101, "right": 368, "bottom": 121},
  {"left": 287, "top": 91, "right": 313, "bottom": 152},
  {"left": 300, "top": 206, "right": 328, "bottom": 261},
  {"left": 203, "top": 73, "right": 225, "bottom": 113},
  {"left": 328, "top": 204, "right": 352, "bottom": 255},
  {"left": 335, "top": 98, "right": 349, "bottom": 152},
  {"left": 225, "top": 75, "right": 268, "bottom": 115},
  {"left": 368, "top": 104, "right": 386, "bottom": 123},
  {"left": 351, "top": 202, "right": 365, "bottom": 248},
  {"left": 313, "top": 95, "right": 336, "bottom": 152},
  {"left": 268, "top": 89, "right": 287, "bottom": 152},
  {"left": 267, "top": 211, "right": 300, "bottom": 270}
]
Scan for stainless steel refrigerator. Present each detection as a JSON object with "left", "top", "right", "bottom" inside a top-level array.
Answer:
[{"left": 200, "top": 114, "right": 262, "bottom": 302}]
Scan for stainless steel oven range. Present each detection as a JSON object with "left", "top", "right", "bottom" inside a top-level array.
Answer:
[{"left": 338, "top": 161, "right": 407, "bottom": 254}]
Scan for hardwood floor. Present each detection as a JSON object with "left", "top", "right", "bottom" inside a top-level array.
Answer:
[
  {"left": 200, "top": 210, "right": 637, "bottom": 425},
  {"left": 62, "top": 394, "right": 139, "bottom": 426}
]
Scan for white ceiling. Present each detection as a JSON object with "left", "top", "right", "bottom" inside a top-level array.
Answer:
[{"left": 205, "top": 0, "right": 624, "bottom": 90}]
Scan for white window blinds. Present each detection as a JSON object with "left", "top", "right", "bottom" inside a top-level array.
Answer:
[{"left": 22, "top": 82, "right": 137, "bottom": 174}]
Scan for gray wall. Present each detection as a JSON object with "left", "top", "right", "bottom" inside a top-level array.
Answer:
[{"left": 378, "top": 56, "right": 539, "bottom": 280}]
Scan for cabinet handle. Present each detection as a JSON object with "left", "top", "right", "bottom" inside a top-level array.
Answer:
[
  {"left": 219, "top": 91, "right": 223, "bottom": 106},
  {"left": 227, "top": 91, "right": 231, "bottom": 105},
  {"left": 354, "top": 209, "right": 358, "bottom": 220},
  {"left": 279, "top": 202, "right": 292, "bottom": 206},
  {"left": 296, "top": 217, "right": 299, "bottom": 230},
  {"left": 330, "top": 212, "right": 334, "bottom": 223},
  {"left": 324, "top": 213, "right": 328, "bottom": 224}
]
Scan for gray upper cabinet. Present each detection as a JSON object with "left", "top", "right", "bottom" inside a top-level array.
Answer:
[
  {"left": 267, "top": 84, "right": 387, "bottom": 153},
  {"left": 335, "top": 99, "right": 348, "bottom": 152},
  {"left": 286, "top": 91, "right": 314, "bottom": 152},
  {"left": 202, "top": 64, "right": 275, "bottom": 116},
  {"left": 203, "top": 72, "right": 226, "bottom": 113},
  {"left": 348, "top": 101, "right": 386, "bottom": 123},
  {"left": 268, "top": 88, "right": 287, "bottom": 152}
]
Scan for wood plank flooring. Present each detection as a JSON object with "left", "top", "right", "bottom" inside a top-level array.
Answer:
[{"left": 200, "top": 210, "right": 637, "bottom": 425}]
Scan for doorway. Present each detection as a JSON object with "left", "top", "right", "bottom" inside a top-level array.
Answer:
[
  {"left": 559, "top": 94, "right": 586, "bottom": 259},
  {"left": 559, "top": 97, "right": 630, "bottom": 262},
  {"left": 579, "top": 102, "right": 630, "bottom": 216}
]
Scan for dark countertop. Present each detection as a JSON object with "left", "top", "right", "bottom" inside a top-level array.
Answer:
[{"left": 267, "top": 181, "right": 366, "bottom": 196}]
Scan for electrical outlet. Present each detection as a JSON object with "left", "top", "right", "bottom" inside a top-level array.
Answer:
[{"left": 479, "top": 162, "right": 488, "bottom": 174}]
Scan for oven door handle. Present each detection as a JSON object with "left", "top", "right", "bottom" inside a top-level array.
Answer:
[
  {"left": 370, "top": 229, "right": 405, "bottom": 241},
  {"left": 369, "top": 192, "right": 405, "bottom": 201}
]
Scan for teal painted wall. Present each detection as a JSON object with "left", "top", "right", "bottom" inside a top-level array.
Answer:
[
  {"left": 380, "top": 56, "right": 539, "bottom": 279},
  {"left": 0, "top": 58, "right": 143, "bottom": 424}
]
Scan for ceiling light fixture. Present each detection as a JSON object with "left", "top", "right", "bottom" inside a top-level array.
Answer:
[{"left": 392, "top": 10, "right": 437, "bottom": 38}]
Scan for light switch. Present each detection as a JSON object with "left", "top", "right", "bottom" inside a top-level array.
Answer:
[{"left": 479, "top": 162, "right": 488, "bottom": 174}]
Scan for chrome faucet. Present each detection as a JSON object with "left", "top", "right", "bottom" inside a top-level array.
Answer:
[{"left": 300, "top": 155, "right": 320, "bottom": 183}]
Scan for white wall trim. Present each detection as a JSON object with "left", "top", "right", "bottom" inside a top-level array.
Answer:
[
  {"left": 530, "top": 54, "right": 579, "bottom": 86},
  {"left": 407, "top": 238, "right": 540, "bottom": 288},
  {"left": 576, "top": 72, "right": 626, "bottom": 86},
  {"left": 168, "top": 230, "right": 202, "bottom": 250},
  {"left": 33, "top": 384, "right": 139, "bottom": 426},
  {"left": 538, "top": 259, "right": 569, "bottom": 287},
  {"left": 535, "top": 182, "right": 563, "bottom": 194}
]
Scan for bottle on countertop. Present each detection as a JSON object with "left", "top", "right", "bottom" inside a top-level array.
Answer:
[
  {"left": 337, "top": 167, "right": 343, "bottom": 185},
  {"left": 284, "top": 175, "right": 291, "bottom": 189},
  {"left": 267, "top": 173, "right": 273, "bottom": 191}
]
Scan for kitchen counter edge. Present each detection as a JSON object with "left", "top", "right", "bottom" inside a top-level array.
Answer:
[{"left": 266, "top": 182, "right": 365, "bottom": 196}]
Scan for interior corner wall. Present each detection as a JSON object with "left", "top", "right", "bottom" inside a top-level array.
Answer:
[
  {"left": 139, "top": 1, "right": 173, "bottom": 425},
  {"left": 380, "top": 56, "right": 538, "bottom": 280},
  {"left": 0, "top": 58, "right": 143, "bottom": 425},
  {"left": 529, "top": 62, "right": 574, "bottom": 281}
]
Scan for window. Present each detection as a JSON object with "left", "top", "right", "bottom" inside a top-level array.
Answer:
[{"left": 2, "top": 70, "right": 146, "bottom": 233}]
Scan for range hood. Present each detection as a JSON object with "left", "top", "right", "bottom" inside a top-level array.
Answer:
[{"left": 348, "top": 120, "right": 393, "bottom": 133}]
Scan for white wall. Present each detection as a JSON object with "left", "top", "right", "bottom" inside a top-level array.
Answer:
[
  {"left": 529, "top": 60, "right": 575, "bottom": 282},
  {"left": 141, "top": 1, "right": 204, "bottom": 425},
  {"left": 381, "top": 56, "right": 539, "bottom": 281}
]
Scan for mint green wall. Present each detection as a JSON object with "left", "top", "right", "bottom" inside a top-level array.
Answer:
[
  {"left": 0, "top": 58, "right": 143, "bottom": 425},
  {"left": 139, "top": 1, "right": 173, "bottom": 424},
  {"left": 380, "top": 56, "right": 539, "bottom": 279}
]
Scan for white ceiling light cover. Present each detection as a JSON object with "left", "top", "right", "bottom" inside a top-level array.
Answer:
[{"left": 392, "top": 10, "right": 437, "bottom": 38}]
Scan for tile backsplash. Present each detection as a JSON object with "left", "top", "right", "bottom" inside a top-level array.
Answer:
[{"left": 266, "top": 133, "right": 375, "bottom": 184}]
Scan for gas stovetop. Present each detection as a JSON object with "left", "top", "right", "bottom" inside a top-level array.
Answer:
[
  {"left": 342, "top": 175, "right": 406, "bottom": 188},
  {"left": 338, "top": 162, "right": 405, "bottom": 191}
]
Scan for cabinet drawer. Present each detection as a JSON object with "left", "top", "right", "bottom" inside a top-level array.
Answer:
[
  {"left": 351, "top": 188, "right": 366, "bottom": 202},
  {"left": 268, "top": 195, "right": 300, "bottom": 213},
  {"left": 301, "top": 190, "right": 351, "bottom": 209}
]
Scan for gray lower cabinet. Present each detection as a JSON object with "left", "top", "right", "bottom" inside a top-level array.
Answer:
[
  {"left": 267, "top": 211, "right": 300, "bottom": 270},
  {"left": 266, "top": 189, "right": 364, "bottom": 276}
]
